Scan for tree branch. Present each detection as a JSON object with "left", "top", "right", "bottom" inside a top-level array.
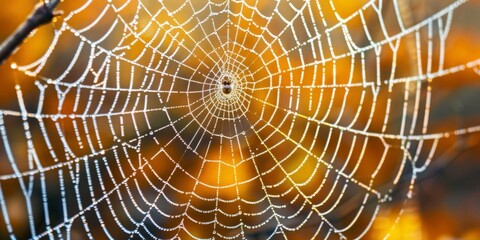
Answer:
[{"left": 0, "top": 0, "right": 61, "bottom": 65}]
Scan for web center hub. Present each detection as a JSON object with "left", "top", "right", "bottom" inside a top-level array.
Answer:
[{"left": 218, "top": 73, "right": 236, "bottom": 95}]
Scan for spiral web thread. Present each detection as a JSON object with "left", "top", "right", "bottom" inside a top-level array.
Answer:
[{"left": 0, "top": 0, "right": 479, "bottom": 239}]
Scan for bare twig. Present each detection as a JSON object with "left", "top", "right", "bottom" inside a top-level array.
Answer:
[{"left": 0, "top": 0, "right": 62, "bottom": 65}]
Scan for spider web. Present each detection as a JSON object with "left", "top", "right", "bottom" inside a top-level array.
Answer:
[{"left": 0, "top": 0, "right": 480, "bottom": 239}]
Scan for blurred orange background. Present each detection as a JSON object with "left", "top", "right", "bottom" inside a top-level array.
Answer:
[{"left": 0, "top": 0, "right": 479, "bottom": 239}]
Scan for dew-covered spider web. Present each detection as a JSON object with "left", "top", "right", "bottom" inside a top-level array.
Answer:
[{"left": 1, "top": 0, "right": 480, "bottom": 239}]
